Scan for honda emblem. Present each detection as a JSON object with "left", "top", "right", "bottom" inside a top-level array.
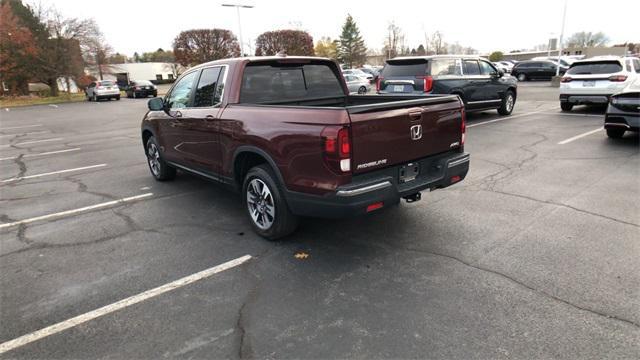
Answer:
[{"left": 410, "top": 124, "right": 422, "bottom": 140}]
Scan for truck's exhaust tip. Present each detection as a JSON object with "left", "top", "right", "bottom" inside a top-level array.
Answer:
[{"left": 403, "top": 192, "right": 421, "bottom": 203}]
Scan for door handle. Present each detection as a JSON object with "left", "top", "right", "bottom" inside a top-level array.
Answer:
[{"left": 204, "top": 115, "right": 217, "bottom": 121}]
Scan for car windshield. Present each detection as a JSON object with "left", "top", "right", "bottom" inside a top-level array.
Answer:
[
  {"left": 135, "top": 80, "right": 153, "bottom": 86},
  {"left": 382, "top": 60, "right": 428, "bottom": 77},
  {"left": 100, "top": 81, "right": 114, "bottom": 86},
  {"left": 567, "top": 61, "right": 623, "bottom": 75}
]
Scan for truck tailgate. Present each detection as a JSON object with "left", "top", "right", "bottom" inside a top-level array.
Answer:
[{"left": 347, "top": 96, "right": 463, "bottom": 174}]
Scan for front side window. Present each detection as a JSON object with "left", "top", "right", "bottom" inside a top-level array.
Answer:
[
  {"left": 479, "top": 61, "right": 496, "bottom": 75},
  {"left": 194, "top": 67, "right": 225, "bottom": 107},
  {"left": 463, "top": 60, "right": 480, "bottom": 75},
  {"left": 430, "top": 59, "right": 462, "bottom": 76},
  {"left": 166, "top": 71, "right": 198, "bottom": 109}
]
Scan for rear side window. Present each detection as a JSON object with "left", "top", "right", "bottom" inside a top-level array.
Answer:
[
  {"left": 194, "top": 67, "right": 225, "bottom": 107},
  {"left": 381, "top": 60, "right": 428, "bottom": 77},
  {"left": 566, "top": 61, "right": 623, "bottom": 75},
  {"left": 463, "top": 60, "right": 480, "bottom": 75},
  {"left": 240, "top": 63, "right": 344, "bottom": 104},
  {"left": 430, "top": 59, "right": 461, "bottom": 76},
  {"left": 633, "top": 59, "right": 640, "bottom": 73}
]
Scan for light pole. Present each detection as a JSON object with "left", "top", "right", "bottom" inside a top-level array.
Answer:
[
  {"left": 222, "top": 3, "right": 254, "bottom": 57},
  {"left": 556, "top": 0, "right": 568, "bottom": 76}
]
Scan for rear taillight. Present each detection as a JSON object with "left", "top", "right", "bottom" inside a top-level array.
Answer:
[
  {"left": 417, "top": 76, "right": 433, "bottom": 92},
  {"left": 376, "top": 77, "right": 383, "bottom": 92},
  {"left": 609, "top": 75, "right": 627, "bottom": 82},
  {"left": 461, "top": 108, "right": 466, "bottom": 146},
  {"left": 322, "top": 126, "right": 351, "bottom": 173},
  {"left": 560, "top": 77, "right": 572, "bottom": 83}
]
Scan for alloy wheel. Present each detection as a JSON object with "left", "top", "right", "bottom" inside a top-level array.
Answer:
[
  {"left": 147, "top": 142, "right": 161, "bottom": 177},
  {"left": 246, "top": 178, "right": 275, "bottom": 230}
]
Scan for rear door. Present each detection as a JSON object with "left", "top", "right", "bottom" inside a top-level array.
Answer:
[
  {"left": 379, "top": 59, "right": 429, "bottom": 94},
  {"left": 348, "top": 97, "right": 463, "bottom": 174},
  {"left": 461, "top": 59, "right": 486, "bottom": 106}
]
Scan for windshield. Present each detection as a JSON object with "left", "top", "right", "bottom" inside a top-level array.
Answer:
[
  {"left": 99, "top": 81, "right": 115, "bottom": 86},
  {"left": 567, "top": 61, "right": 623, "bottom": 75},
  {"left": 135, "top": 80, "right": 153, "bottom": 86}
]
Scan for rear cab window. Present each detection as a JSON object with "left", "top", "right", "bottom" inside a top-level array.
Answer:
[
  {"left": 240, "top": 61, "right": 344, "bottom": 104},
  {"left": 566, "top": 61, "right": 623, "bottom": 75}
]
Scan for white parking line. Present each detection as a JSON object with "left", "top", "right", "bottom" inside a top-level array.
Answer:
[
  {"left": 541, "top": 112, "right": 603, "bottom": 118},
  {"left": 467, "top": 109, "right": 549, "bottom": 128},
  {"left": 0, "top": 131, "right": 50, "bottom": 138},
  {"left": 0, "top": 138, "right": 64, "bottom": 148},
  {"left": 0, "top": 148, "right": 81, "bottom": 161},
  {"left": 0, "top": 193, "right": 153, "bottom": 229},
  {"left": 0, "top": 254, "right": 252, "bottom": 354},
  {"left": 1, "top": 164, "right": 107, "bottom": 183},
  {"left": 558, "top": 127, "right": 603, "bottom": 145},
  {"left": 0, "top": 124, "right": 42, "bottom": 130}
]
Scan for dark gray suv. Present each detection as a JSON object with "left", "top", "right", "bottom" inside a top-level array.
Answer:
[{"left": 377, "top": 55, "right": 518, "bottom": 115}]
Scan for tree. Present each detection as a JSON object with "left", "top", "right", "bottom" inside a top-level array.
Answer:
[
  {"left": 107, "top": 52, "right": 126, "bottom": 64},
  {"left": 314, "top": 37, "right": 338, "bottom": 59},
  {"left": 173, "top": 29, "right": 240, "bottom": 66},
  {"left": 384, "top": 22, "right": 404, "bottom": 59},
  {"left": 138, "top": 48, "right": 175, "bottom": 63},
  {"left": 430, "top": 31, "right": 446, "bottom": 55},
  {"left": 488, "top": 51, "right": 504, "bottom": 62},
  {"left": 337, "top": 14, "right": 367, "bottom": 68},
  {"left": 416, "top": 44, "right": 426, "bottom": 56},
  {"left": 0, "top": 2, "right": 38, "bottom": 95},
  {"left": 255, "top": 30, "right": 314, "bottom": 56},
  {"left": 566, "top": 31, "right": 609, "bottom": 48}
]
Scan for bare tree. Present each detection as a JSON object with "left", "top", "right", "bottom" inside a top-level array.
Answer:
[
  {"left": 430, "top": 31, "right": 446, "bottom": 55},
  {"left": 384, "top": 22, "right": 404, "bottom": 59},
  {"left": 566, "top": 31, "right": 609, "bottom": 48}
]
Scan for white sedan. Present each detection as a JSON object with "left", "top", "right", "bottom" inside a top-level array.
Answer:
[{"left": 344, "top": 75, "right": 371, "bottom": 94}]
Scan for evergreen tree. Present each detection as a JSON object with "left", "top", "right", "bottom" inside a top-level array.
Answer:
[{"left": 337, "top": 14, "right": 367, "bottom": 68}]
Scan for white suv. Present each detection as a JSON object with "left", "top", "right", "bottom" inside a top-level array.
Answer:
[
  {"left": 559, "top": 56, "right": 640, "bottom": 111},
  {"left": 85, "top": 80, "right": 121, "bottom": 102}
]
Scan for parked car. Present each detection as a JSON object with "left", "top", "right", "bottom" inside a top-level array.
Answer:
[
  {"left": 532, "top": 56, "right": 575, "bottom": 68},
  {"left": 377, "top": 55, "right": 518, "bottom": 115},
  {"left": 358, "top": 67, "right": 380, "bottom": 82},
  {"left": 511, "top": 60, "right": 567, "bottom": 81},
  {"left": 126, "top": 80, "right": 158, "bottom": 98},
  {"left": 85, "top": 80, "right": 120, "bottom": 101},
  {"left": 345, "top": 74, "right": 371, "bottom": 94},
  {"left": 493, "top": 62, "right": 510, "bottom": 73},
  {"left": 604, "top": 77, "right": 640, "bottom": 138},
  {"left": 559, "top": 56, "right": 640, "bottom": 111},
  {"left": 343, "top": 69, "right": 373, "bottom": 81},
  {"left": 141, "top": 56, "right": 469, "bottom": 239},
  {"left": 498, "top": 61, "right": 514, "bottom": 72}
]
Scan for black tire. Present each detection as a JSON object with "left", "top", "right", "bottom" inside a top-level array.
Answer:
[
  {"left": 561, "top": 102, "right": 573, "bottom": 112},
  {"left": 497, "top": 90, "right": 515, "bottom": 115},
  {"left": 606, "top": 128, "right": 625, "bottom": 139},
  {"left": 517, "top": 73, "right": 527, "bottom": 81},
  {"left": 145, "top": 136, "right": 176, "bottom": 181},
  {"left": 115, "top": 95, "right": 120, "bottom": 100},
  {"left": 357, "top": 86, "right": 367, "bottom": 94},
  {"left": 242, "top": 165, "right": 298, "bottom": 240}
]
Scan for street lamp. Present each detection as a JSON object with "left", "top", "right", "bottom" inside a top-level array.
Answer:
[
  {"left": 556, "top": 0, "right": 568, "bottom": 76},
  {"left": 222, "top": 3, "right": 254, "bottom": 57}
]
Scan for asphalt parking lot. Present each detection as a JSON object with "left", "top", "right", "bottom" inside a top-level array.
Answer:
[{"left": 1, "top": 83, "right": 639, "bottom": 359}]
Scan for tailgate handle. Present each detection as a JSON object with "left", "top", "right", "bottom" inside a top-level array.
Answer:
[{"left": 409, "top": 110, "right": 422, "bottom": 120}]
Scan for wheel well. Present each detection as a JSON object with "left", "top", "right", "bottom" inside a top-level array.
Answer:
[
  {"left": 234, "top": 152, "right": 269, "bottom": 185},
  {"left": 142, "top": 130, "right": 153, "bottom": 147},
  {"left": 507, "top": 87, "right": 517, "bottom": 98}
]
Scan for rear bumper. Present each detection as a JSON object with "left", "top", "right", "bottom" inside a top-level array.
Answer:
[
  {"left": 560, "top": 93, "right": 610, "bottom": 105},
  {"left": 285, "top": 151, "right": 470, "bottom": 218},
  {"left": 605, "top": 111, "right": 640, "bottom": 132}
]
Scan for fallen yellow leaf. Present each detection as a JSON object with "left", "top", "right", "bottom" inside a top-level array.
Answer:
[{"left": 294, "top": 251, "right": 309, "bottom": 259}]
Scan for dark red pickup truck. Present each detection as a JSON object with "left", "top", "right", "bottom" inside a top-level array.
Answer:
[{"left": 142, "top": 56, "right": 469, "bottom": 239}]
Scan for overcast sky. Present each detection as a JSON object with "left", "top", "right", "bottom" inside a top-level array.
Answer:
[{"left": 44, "top": 0, "right": 639, "bottom": 56}]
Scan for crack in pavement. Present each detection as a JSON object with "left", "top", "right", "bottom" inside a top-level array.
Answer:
[{"left": 393, "top": 244, "right": 640, "bottom": 329}]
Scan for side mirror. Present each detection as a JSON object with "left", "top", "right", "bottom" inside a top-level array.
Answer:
[
  {"left": 498, "top": 69, "right": 505, "bottom": 77},
  {"left": 148, "top": 97, "right": 164, "bottom": 111}
]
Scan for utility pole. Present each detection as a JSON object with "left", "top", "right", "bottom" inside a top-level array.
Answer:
[
  {"left": 222, "top": 3, "right": 254, "bottom": 57},
  {"left": 556, "top": 0, "right": 567, "bottom": 76}
]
